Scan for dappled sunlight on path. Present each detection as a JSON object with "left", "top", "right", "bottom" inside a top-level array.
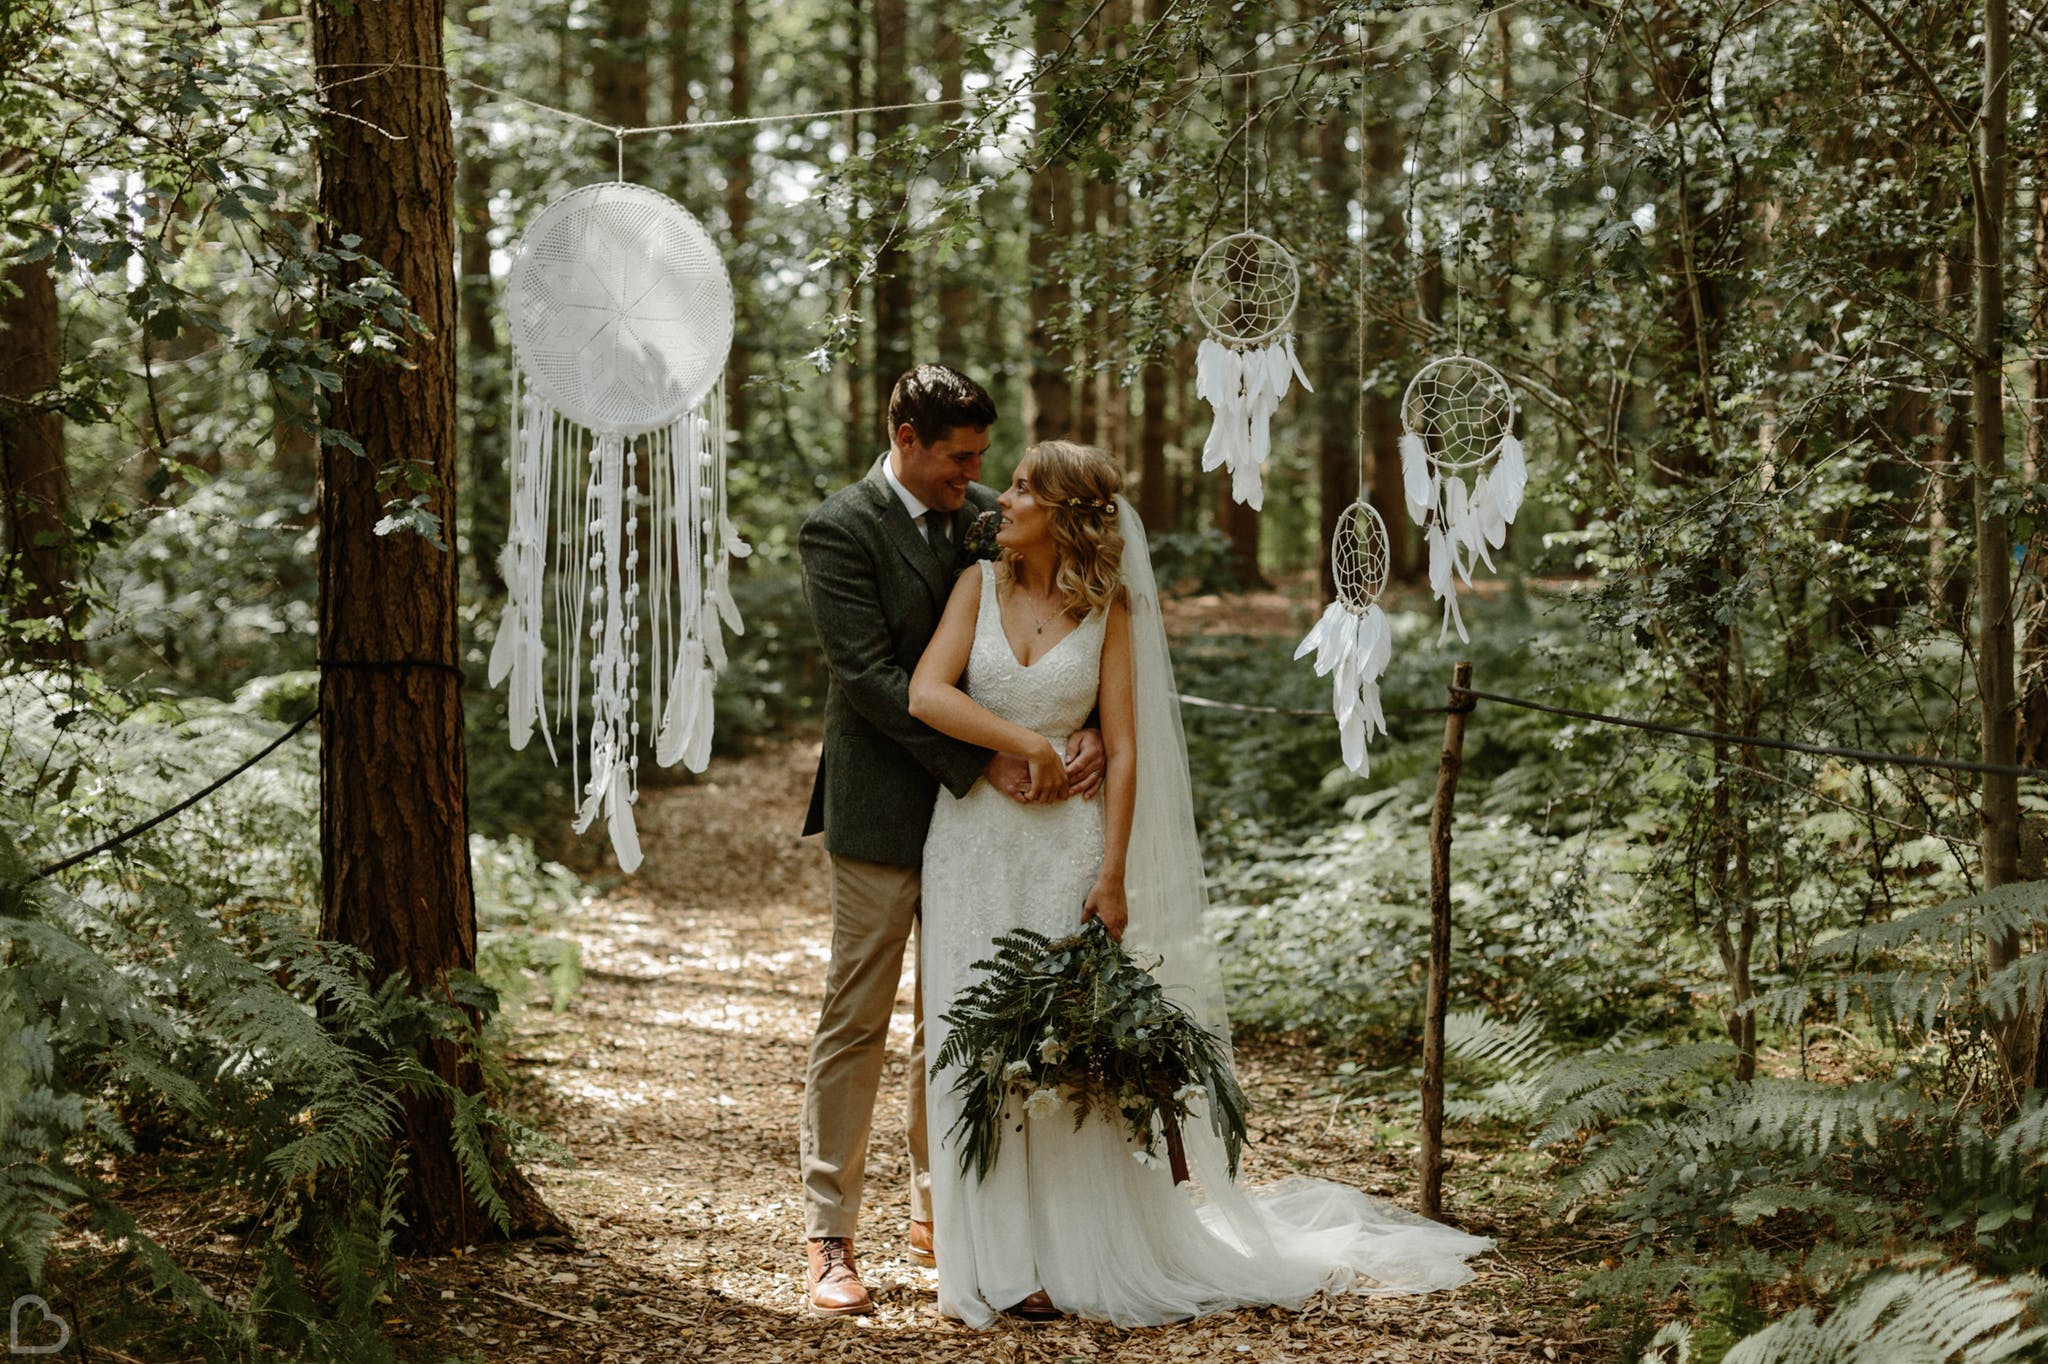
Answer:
[{"left": 393, "top": 738, "right": 1602, "bottom": 1361}]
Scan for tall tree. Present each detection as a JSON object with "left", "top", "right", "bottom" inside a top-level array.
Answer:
[
  {"left": 870, "top": 0, "right": 911, "bottom": 421},
  {"left": 725, "top": 0, "right": 753, "bottom": 449},
  {"left": 1028, "top": 0, "right": 1073, "bottom": 443},
  {"left": 594, "top": 0, "right": 651, "bottom": 180},
  {"left": 312, "top": 0, "right": 560, "bottom": 1248},
  {"left": 0, "top": 255, "right": 79, "bottom": 664}
]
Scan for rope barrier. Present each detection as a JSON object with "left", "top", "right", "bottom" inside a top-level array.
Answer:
[
  {"left": 1173, "top": 683, "right": 2048, "bottom": 781},
  {"left": 32, "top": 707, "right": 320, "bottom": 880},
  {"left": 314, "top": 3, "right": 1533, "bottom": 146},
  {"left": 31, "top": 662, "right": 2037, "bottom": 885}
]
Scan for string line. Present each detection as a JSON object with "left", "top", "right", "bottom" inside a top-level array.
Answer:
[
  {"left": 1178, "top": 683, "right": 2048, "bottom": 781},
  {"left": 313, "top": 4, "right": 1531, "bottom": 144}
]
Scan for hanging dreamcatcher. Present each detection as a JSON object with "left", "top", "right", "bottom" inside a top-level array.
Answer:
[
  {"left": 1395, "top": 32, "right": 1528, "bottom": 648},
  {"left": 488, "top": 181, "right": 745, "bottom": 873},
  {"left": 1296, "top": 500, "right": 1393, "bottom": 775},
  {"left": 1398, "top": 354, "right": 1525, "bottom": 645},
  {"left": 1295, "top": 68, "right": 1392, "bottom": 778},
  {"left": 1192, "top": 76, "right": 1310, "bottom": 511},
  {"left": 1193, "top": 232, "right": 1311, "bottom": 510}
]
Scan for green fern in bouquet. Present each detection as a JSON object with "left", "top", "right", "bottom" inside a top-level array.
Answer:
[{"left": 932, "top": 919, "right": 1247, "bottom": 1183}]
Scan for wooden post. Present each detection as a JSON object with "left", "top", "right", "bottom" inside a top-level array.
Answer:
[{"left": 1420, "top": 660, "right": 1473, "bottom": 1219}]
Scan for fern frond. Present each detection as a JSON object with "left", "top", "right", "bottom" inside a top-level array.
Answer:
[
  {"left": 1533, "top": 1042, "right": 1740, "bottom": 1148},
  {"left": 1722, "top": 1266, "right": 2046, "bottom": 1364},
  {"left": 1809, "top": 882, "right": 2048, "bottom": 963}
]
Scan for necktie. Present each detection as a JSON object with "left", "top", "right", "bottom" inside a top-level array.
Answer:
[{"left": 922, "top": 510, "right": 947, "bottom": 553}]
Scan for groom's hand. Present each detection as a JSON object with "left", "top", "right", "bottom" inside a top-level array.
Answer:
[
  {"left": 984, "top": 752, "right": 1036, "bottom": 804},
  {"left": 1064, "top": 729, "right": 1105, "bottom": 801}
]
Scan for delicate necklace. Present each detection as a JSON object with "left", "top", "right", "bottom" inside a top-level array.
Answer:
[{"left": 1006, "top": 565, "right": 1066, "bottom": 635}]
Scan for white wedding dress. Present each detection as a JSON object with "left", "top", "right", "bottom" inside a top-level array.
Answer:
[{"left": 922, "top": 549, "right": 1493, "bottom": 1328}]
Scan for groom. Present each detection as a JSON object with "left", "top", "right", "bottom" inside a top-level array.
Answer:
[{"left": 796, "top": 364, "right": 1102, "bottom": 1315}]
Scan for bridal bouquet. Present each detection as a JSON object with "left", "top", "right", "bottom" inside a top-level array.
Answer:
[{"left": 934, "top": 919, "right": 1248, "bottom": 1183}]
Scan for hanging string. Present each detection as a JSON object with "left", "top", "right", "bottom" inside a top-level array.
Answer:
[
  {"left": 1241, "top": 71, "right": 1252, "bottom": 234},
  {"left": 1356, "top": 31, "right": 1370, "bottom": 498},
  {"left": 321, "top": 5, "right": 1529, "bottom": 151},
  {"left": 1448, "top": 15, "right": 1490, "bottom": 358}
]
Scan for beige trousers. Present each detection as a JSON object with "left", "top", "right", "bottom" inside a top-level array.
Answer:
[{"left": 800, "top": 853, "right": 932, "bottom": 1240}]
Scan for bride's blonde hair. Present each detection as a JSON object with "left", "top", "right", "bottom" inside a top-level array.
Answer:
[{"left": 1010, "top": 440, "right": 1126, "bottom": 616}]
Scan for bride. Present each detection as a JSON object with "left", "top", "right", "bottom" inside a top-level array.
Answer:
[{"left": 906, "top": 440, "right": 1493, "bottom": 1327}]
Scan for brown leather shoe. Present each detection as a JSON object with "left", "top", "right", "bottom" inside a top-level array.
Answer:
[
  {"left": 806, "top": 1237, "right": 872, "bottom": 1316},
  {"left": 1005, "top": 1289, "right": 1060, "bottom": 1321},
  {"left": 907, "top": 1219, "right": 935, "bottom": 1267}
]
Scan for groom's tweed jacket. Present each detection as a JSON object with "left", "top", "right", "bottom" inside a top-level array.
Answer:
[{"left": 800, "top": 455, "right": 1000, "bottom": 868}]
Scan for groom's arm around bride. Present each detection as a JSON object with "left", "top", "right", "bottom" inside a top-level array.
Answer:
[{"left": 793, "top": 363, "right": 1101, "bottom": 1316}]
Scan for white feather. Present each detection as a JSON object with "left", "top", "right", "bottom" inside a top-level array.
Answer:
[
  {"left": 1284, "top": 333, "right": 1313, "bottom": 394},
  {"left": 1294, "top": 600, "right": 1337, "bottom": 663},
  {"left": 1333, "top": 656, "right": 1360, "bottom": 723},
  {"left": 1339, "top": 705, "right": 1367, "bottom": 775},
  {"left": 607, "top": 767, "right": 642, "bottom": 872},
  {"left": 1443, "top": 476, "right": 1474, "bottom": 586},
  {"left": 1400, "top": 432, "right": 1433, "bottom": 526},
  {"left": 1494, "top": 432, "right": 1527, "bottom": 522}
]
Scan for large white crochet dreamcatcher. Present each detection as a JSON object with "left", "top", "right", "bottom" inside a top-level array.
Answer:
[
  {"left": 488, "top": 181, "right": 745, "bottom": 873},
  {"left": 1398, "top": 354, "right": 1525, "bottom": 645},
  {"left": 1193, "top": 77, "right": 1310, "bottom": 510}
]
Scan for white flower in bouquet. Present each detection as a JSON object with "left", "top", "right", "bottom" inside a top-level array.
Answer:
[
  {"left": 1023, "top": 1087, "right": 1063, "bottom": 1120},
  {"left": 1004, "top": 1059, "right": 1032, "bottom": 1081},
  {"left": 1037, "top": 1034, "right": 1067, "bottom": 1066}
]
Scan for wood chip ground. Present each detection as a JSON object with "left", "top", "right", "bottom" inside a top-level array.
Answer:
[{"left": 379, "top": 738, "right": 1621, "bottom": 1362}]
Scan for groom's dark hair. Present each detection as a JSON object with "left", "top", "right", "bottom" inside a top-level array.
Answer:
[{"left": 889, "top": 364, "right": 997, "bottom": 444}]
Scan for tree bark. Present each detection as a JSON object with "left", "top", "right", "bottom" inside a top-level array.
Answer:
[
  {"left": 724, "top": 0, "right": 753, "bottom": 449},
  {"left": 936, "top": 10, "right": 971, "bottom": 340},
  {"left": 665, "top": 0, "right": 695, "bottom": 128},
  {"left": 0, "top": 256, "right": 79, "bottom": 664},
  {"left": 593, "top": 0, "right": 651, "bottom": 181},
  {"left": 841, "top": 0, "right": 869, "bottom": 472},
  {"left": 869, "top": 0, "right": 912, "bottom": 425},
  {"left": 1027, "top": 0, "right": 1073, "bottom": 444},
  {"left": 1975, "top": 0, "right": 2019, "bottom": 940},
  {"left": 313, "top": 0, "right": 564, "bottom": 1249},
  {"left": 457, "top": 5, "right": 502, "bottom": 592},
  {"left": 2021, "top": 178, "right": 2048, "bottom": 772}
]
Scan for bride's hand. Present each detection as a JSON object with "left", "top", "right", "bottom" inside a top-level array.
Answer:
[
  {"left": 1026, "top": 738, "right": 1070, "bottom": 802},
  {"left": 1082, "top": 875, "right": 1128, "bottom": 942}
]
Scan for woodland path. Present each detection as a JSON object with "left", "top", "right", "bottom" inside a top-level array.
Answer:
[{"left": 398, "top": 736, "right": 1613, "bottom": 1362}]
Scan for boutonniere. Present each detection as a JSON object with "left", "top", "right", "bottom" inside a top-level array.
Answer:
[{"left": 960, "top": 510, "right": 1003, "bottom": 562}]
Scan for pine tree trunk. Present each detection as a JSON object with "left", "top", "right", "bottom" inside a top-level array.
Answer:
[
  {"left": 312, "top": 0, "right": 565, "bottom": 1249},
  {"left": 1975, "top": 0, "right": 2020, "bottom": 948},
  {"left": 0, "top": 256, "right": 79, "bottom": 664},
  {"left": 457, "top": 6, "right": 502, "bottom": 593},
  {"left": 2021, "top": 180, "right": 2048, "bottom": 772},
  {"left": 593, "top": 0, "right": 651, "bottom": 181},
  {"left": 870, "top": 0, "right": 911, "bottom": 425},
  {"left": 1027, "top": 0, "right": 1073, "bottom": 444},
  {"left": 936, "top": 11, "right": 970, "bottom": 340},
  {"left": 724, "top": 0, "right": 753, "bottom": 449},
  {"left": 666, "top": 0, "right": 695, "bottom": 127},
  {"left": 841, "top": 0, "right": 869, "bottom": 472}
]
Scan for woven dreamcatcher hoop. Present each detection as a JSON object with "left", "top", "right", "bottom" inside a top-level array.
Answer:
[
  {"left": 487, "top": 181, "right": 746, "bottom": 872},
  {"left": 1192, "top": 231, "right": 1312, "bottom": 510},
  {"left": 1192, "top": 77, "right": 1312, "bottom": 511},
  {"left": 1296, "top": 500, "right": 1393, "bottom": 774},
  {"left": 1398, "top": 353, "right": 1526, "bottom": 645}
]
